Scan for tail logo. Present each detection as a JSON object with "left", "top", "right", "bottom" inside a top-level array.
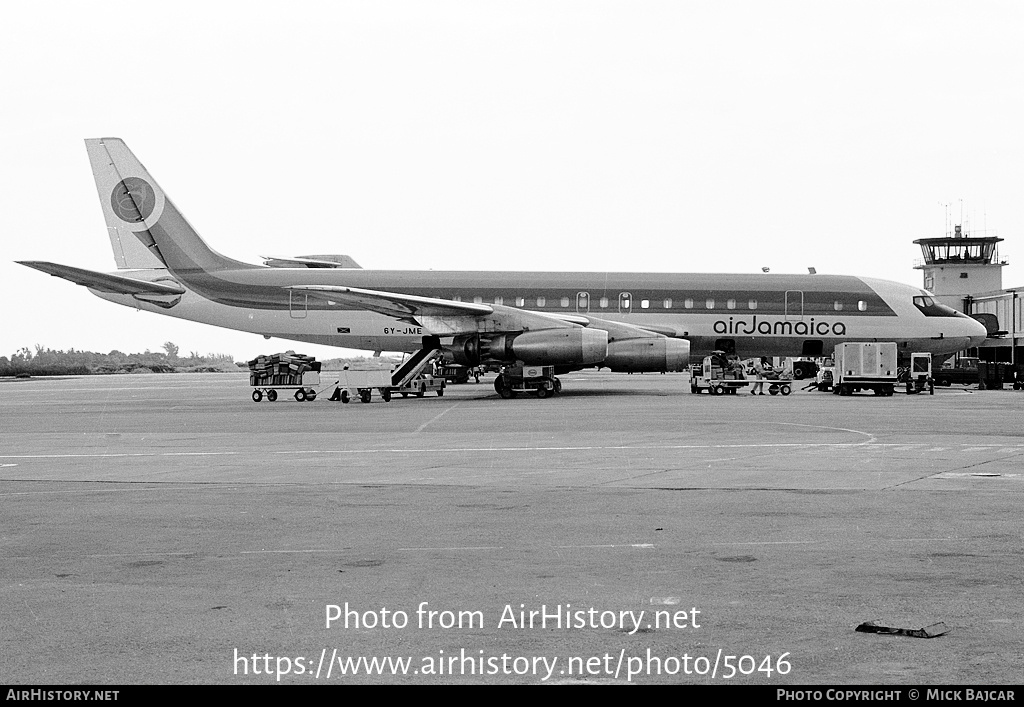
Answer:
[{"left": 110, "top": 178, "right": 157, "bottom": 224}]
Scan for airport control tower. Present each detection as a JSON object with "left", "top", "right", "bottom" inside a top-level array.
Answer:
[{"left": 914, "top": 224, "right": 1005, "bottom": 312}]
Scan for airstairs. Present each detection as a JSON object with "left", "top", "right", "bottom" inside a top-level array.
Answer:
[{"left": 390, "top": 344, "right": 444, "bottom": 388}]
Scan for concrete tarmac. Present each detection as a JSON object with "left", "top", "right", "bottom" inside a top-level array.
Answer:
[{"left": 1, "top": 371, "right": 1021, "bottom": 685}]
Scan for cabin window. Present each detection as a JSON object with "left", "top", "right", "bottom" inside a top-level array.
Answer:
[
  {"left": 684, "top": 298, "right": 694, "bottom": 309},
  {"left": 473, "top": 296, "right": 483, "bottom": 304},
  {"left": 726, "top": 299, "right": 736, "bottom": 310},
  {"left": 537, "top": 297, "right": 546, "bottom": 307},
  {"left": 599, "top": 297, "right": 609, "bottom": 308},
  {"left": 494, "top": 296, "right": 503, "bottom": 305},
  {"left": 705, "top": 298, "right": 715, "bottom": 309},
  {"left": 453, "top": 295, "right": 462, "bottom": 302},
  {"left": 748, "top": 299, "right": 757, "bottom": 310},
  {"left": 516, "top": 297, "right": 525, "bottom": 307},
  {"left": 858, "top": 300, "right": 867, "bottom": 311},
  {"left": 663, "top": 298, "right": 672, "bottom": 308},
  {"left": 560, "top": 297, "right": 570, "bottom": 307},
  {"left": 641, "top": 299, "right": 650, "bottom": 309},
  {"left": 834, "top": 301, "right": 843, "bottom": 311}
]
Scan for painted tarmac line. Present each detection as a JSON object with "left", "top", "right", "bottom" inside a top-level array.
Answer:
[{"left": 6, "top": 441, "right": 1024, "bottom": 462}]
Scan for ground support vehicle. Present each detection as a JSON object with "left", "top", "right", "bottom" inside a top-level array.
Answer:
[
  {"left": 327, "top": 369, "right": 394, "bottom": 403},
  {"left": 691, "top": 363, "right": 750, "bottom": 395},
  {"left": 493, "top": 364, "right": 560, "bottom": 399},
  {"left": 762, "top": 369, "right": 794, "bottom": 396},
  {"left": 249, "top": 351, "right": 324, "bottom": 402},
  {"left": 391, "top": 373, "right": 446, "bottom": 398},
  {"left": 933, "top": 356, "right": 979, "bottom": 387},
  {"left": 832, "top": 342, "right": 898, "bottom": 396},
  {"left": 790, "top": 359, "right": 820, "bottom": 380},
  {"left": 690, "top": 354, "right": 791, "bottom": 395},
  {"left": 251, "top": 371, "right": 324, "bottom": 402},
  {"left": 434, "top": 363, "right": 481, "bottom": 384},
  {"left": 900, "top": 352, "right": 934, "bottom": 395}
]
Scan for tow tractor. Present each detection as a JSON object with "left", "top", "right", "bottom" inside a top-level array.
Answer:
[
  {"left": 326, "top": 369, "right": 394, "bottom": 403},
  {"left": 392, "top": 372, "right": 446, "bottom": 398},
  {"left": 900, "top": 352, "right": 934, "bottom": 395},
  {"left": 690, "top": 352, "right": 792, "bottom": 396},
  {"left": 493, "top": 364, "right": 561, "bottom": 399}
]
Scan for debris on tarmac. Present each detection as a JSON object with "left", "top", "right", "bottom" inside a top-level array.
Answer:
[{"left": 855, "top": 620, "right": 949, "bottom": 638}]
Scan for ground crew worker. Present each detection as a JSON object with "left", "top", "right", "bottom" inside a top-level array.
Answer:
[{"left": 751, "top": 357, "right": 767, "bottom": 395}]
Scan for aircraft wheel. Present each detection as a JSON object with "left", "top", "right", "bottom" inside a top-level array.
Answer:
[
  {"left": 306, "top": 390, "right": 316, "bottom": 402},
  {"left": 267, "top": 389, "right": 278, "bottom": 402},
  {"left": 780, "top": 385, "right": 791, "bottom": 396},
  {"left": 252, "top": 389, "right": 263, "bottom": 403},
  {"left": 341, "top": 390, "right": 350, "bottom": 404},
  {"left": 294, "top": 389, "right": 306, "bottom": 402}
]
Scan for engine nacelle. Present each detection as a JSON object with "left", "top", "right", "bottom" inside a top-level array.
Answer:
[
  {"left": 449, "top": 328, "right": 608, "bottom": 366},
  {"left": 601, "top": 337, "right": 690, "bottom": 373},
  {"left": 509, "top": 328, "right": 608, "bottom": 365}
]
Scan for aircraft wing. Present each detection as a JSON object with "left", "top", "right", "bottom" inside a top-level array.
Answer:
[
  {"left": 17, "top": 261, "right": 185, "bottom": 296},
  {"left": 288, "top": 285, "right": 589, "bottom": 336},
  {"left": 542, "top": 312, "right": 687, "bottom": 339},
  {"left": 287, "top": 285, "right": 494, "bottom": 319}
]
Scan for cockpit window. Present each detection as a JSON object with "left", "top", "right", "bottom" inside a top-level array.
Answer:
[{"left": 913, "top": 295, "right": 967, "bottom": 318}]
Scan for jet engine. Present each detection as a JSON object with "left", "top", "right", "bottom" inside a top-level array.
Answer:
[
  {"left": 451, "top": 328, "right": 608, "bottom": 366},
  {"left": 601, "top": 337, "right": 690, "bottom": 373}
]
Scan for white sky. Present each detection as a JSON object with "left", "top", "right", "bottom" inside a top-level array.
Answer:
[{"left": 3, "top": 1, "right": 1022, "bottom": 362}]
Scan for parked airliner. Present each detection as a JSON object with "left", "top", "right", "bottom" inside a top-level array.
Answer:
[{"left": 18, "top": 138, "right": 987, "bottom": 393}]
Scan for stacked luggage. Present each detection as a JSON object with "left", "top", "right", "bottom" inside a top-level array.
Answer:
[{"left": 248, "top": 351, "right": 321, "bottom": 386}]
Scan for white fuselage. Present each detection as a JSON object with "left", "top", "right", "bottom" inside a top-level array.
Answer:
[{"left": 92, "top": 268, "right": 987, "bottom": 361}]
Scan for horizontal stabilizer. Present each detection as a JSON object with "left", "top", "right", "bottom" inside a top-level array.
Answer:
[
  {"left": 17, "top": 261, "right": 185, "bottom": 296},
  {"left": 287, "top": 284, "right": 493, "bottom": 319}
]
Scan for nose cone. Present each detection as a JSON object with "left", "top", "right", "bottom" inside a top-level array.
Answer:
[{"left": 963, "top": 316, "right": 989, "bottom": 348}]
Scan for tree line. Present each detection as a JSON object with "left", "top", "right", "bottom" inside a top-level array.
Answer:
[{"left": 1, "top": 342, "right": 238, "bottom": 377}]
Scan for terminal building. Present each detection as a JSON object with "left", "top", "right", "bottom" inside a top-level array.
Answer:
[{"left": 914, "top": 225, "right": 1021, "bottom": 368}]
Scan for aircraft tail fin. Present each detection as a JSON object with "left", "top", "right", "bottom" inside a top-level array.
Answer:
[{"left": 86, "top": 138, "right": 250, "bottom": 272}]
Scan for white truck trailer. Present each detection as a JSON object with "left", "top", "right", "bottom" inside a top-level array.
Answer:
[{"left": 832, "top": 342, "right": 898, "bottom": 397}]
